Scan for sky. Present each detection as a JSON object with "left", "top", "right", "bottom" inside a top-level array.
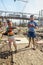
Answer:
[{"left": 0, "top": 0, "right": 43, "bottom": 14}]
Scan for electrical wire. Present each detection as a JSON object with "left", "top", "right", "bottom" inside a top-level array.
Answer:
[
  {"left": 1, "top": 0, "right": 7, "bottom": 10},
  {"left": 22, "top": 0, "right": 28, "bottom": 12}
]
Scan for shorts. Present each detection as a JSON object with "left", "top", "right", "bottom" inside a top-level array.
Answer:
[
  {"left": 27, "top": 31, "right": 36, "bottom": 38},
  {"left": 8, "top": 36, "right": 15, "bottom": 42}
]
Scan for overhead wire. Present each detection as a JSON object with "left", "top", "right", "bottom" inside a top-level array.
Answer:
[
  {"left": 1, "top": 0, "right": 7, "bottom": 10},
  {"left": 14, "top": 0, "right": 28, "bottom": 13},
  {"left": 21, "top": 0, "right": 28, "bottom": 12}
]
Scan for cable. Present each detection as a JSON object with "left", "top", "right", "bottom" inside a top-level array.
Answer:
[
  {"left": 22, "top": 3, "right": 27, "bottom": 12},
  {"left": 22, "top": 0, "right": 28, "bottom": 12},
  {"left": 1, "top": 0, "right": 7, "bottom": 10}
]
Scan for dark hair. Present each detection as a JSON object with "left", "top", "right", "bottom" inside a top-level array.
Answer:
[
  {"left": 30, "top": 15, "right": 34, "bottom": 18},
  {"left": 6, "top": 20, "right": 10, "bottom": 23}
]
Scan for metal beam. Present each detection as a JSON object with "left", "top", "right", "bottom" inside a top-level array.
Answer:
[
  {"left": 0, "top": 10, "right": 39, "bottom": 15},
  {"left": 0, "top": 16, "right": 38, "bottom": 20}
]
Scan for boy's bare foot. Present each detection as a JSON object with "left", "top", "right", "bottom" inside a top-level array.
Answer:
[
  {"left": 25, "top": 45, "right": 30, "bottom": 48},
  {"left": 14, "top": 49, "right": 17, "bottom": 53},
  {"left": 32, "top": 45, "right": 36, "bottom": 50},
  {"left": 32, "top": 47, "right": 36, "bottom": 50}
]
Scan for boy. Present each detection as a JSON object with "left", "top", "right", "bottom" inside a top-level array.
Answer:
[
  {"left": 25, "top": 15, "right": 38, "bottom": 50},
  {"left": 2, "top": 20, "right": 17, "bottom": 52}
]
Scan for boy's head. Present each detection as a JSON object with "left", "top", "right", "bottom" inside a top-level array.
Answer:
[
  {"left": 6, "top": 20, "right": 12, "bottom": 26},
  {"left": 30, "top": 15, "right": 34, "bottom": 21}
]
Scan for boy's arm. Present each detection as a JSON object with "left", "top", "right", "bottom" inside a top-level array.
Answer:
[
  {"left": 1, "top": 32, "right": 7, "bottom": 38},
  {"left": 28, "top": 22, "right": 31, "bottom": 27},
  {"left": 35, "top": 22, "right": 38, "bottom": 29},
  {"left": 28, "top": 22, "right": 36, "bottom": 27},
  {"left": 12, "top": 26, "right": 16, "bottom": 29},
  {"left": 35, "top": 26, "right": 39, "bottom": 29},
  {"left": 9, "top": 26, "right": 16, "bottom": 29}
]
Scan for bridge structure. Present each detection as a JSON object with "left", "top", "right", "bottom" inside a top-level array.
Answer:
[{"left": 0, "top": 10, "right": 39, "bottom": 21}]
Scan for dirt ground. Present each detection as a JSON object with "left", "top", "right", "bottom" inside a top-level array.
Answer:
[{"left": 0, "top": 43, "right": 43, "bottom": 65}]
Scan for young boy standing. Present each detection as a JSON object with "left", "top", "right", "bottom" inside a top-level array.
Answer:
[
  {"left": 2, "top": 20, "right": 17, "bottom": 52},
  {"left": 25, "top": 15, "right": 38, "bottom": 50}
]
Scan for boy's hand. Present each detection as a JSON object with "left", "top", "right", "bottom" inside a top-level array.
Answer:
[
  {"left": 32, "top": 24, "right": 35, "bottom": 27},
  {"left": 30, "top": 24, "right": 35, "bottom": 27},
  {"left": 1, "top": 34, "right": 3, "bottom": 38}
]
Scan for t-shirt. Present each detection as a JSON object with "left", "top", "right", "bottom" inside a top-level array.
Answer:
[
  {"left": 28, "top": 21, "right": 38, "bottom": 32},
  {"left": 6, "top": 26, "right": 16, "bottom": 36}
]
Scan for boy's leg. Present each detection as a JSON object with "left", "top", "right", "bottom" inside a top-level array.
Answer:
[
  {"left": 32, "top": 38, "right": 36, "bottom": 50},
  {"left": 29, "top": 37, "right": 31, "bottom": 47},
  {"left": 8, "top": 38, "right": 12, "bottom": 51},
  {"left": 25, "top": 37, "right": 31, "bottom": 48},
  {"left": 13, "top": 40, "right": 17, "bottom": 52},
  {"left": 9, "top": 41, "right": 12, "bottom": 51}
]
